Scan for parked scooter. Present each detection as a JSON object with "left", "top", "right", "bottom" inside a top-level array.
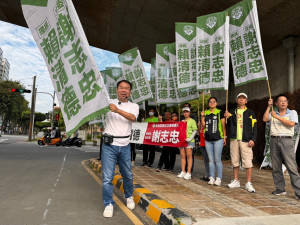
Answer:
[{"left": 62, "top": 136, "right": 82, "bottom": 147}]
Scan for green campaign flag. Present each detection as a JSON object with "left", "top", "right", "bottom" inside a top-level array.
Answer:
[
  {"left": 156, "top": 44, "right": 178, "bottom": 104},
  {"left": 21, "top": 0, "right": 110, "bottom": 136},
  {"left": 101, "top": 68, "right": 124, "bottom": 99},
  {"left": 118, "top": 47, "right": 153, "bottom": 104},
  {"left": 227, "top": 0, "right": 268, "bottom": 86},
  {"left": 148, "top": 57, "right": 157, "bottom": 106},
  {"left": 196, "top": 11, "right": 230, "bottom": 91},
  {"left": 168, "top": 43, "right": 199, "bottom": 103},
  {"left": 175, "top": 23, "right": 197, "bottom": 89}
]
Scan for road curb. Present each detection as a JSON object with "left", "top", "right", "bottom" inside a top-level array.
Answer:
[{"left": 89, "top": 158, "right": 193, "bottom": 225}]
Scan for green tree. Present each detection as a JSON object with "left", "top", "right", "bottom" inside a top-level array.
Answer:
[
  {"left": 34, "top": 112, "right": 46, "bottom": 122},
  {"left": 0, "top": 80, "right": 29, "bottom": 133}
]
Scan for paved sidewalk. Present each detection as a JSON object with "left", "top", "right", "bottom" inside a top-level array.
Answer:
[{"left": 132, "top": 150, "right": 300, "bottom": 224}]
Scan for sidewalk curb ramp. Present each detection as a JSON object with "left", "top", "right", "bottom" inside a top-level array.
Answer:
[{"left": 89, "top": 158, "right": 193, "bottom": 225}]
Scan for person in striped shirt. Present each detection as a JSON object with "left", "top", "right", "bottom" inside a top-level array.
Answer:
[{"left": 263, "top": 94, "right": 300, "bottom": 200}]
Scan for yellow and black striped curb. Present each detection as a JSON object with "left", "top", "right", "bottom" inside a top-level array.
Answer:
[{"left": 89, "top": 158, "right": 193, "bottom": 225}]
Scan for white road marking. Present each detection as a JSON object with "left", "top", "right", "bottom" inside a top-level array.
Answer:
[
  {"left": 0, "top": 139, "right": 8, "bottom": 143},
  {"left": 42, "top": 154, "right": 66, "bottom": 221}
]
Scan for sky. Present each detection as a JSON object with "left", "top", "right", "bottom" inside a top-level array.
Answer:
[{"left": 0, "top": 20, "right": 150, "bottom": 113}]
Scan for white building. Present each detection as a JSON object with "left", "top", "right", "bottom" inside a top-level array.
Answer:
[{"left": 0, "top": 57, "right": 10, "bottom": 81}]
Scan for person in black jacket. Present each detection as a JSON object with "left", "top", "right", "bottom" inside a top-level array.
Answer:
[{"left": 224, "top": 93, "right": 257, "bottom": 193}]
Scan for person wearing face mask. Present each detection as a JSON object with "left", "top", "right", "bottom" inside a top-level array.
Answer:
[
  {"left": 141, "top": 108, "right": 159, "bottom": 167},
  {"left": 156, "top": 111, "right": 178, "bottom": 172}
]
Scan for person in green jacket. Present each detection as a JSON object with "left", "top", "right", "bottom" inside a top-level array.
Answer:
[{"left": 177, "top": 107, "right": 198, "bottom": 180}]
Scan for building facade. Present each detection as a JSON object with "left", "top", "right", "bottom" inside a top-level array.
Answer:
[{"left": 0, "top": 56, "right": 10, "bottom": 81}]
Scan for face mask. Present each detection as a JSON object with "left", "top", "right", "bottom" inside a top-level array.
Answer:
[{"left": 149, "top": 112, "right": 154, "bottom": 116}]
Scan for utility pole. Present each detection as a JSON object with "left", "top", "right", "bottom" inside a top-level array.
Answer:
[
  {"left": 51, "top": 91, "right": 56, "bottom": 128},
  {"left": 32, "top": 87, "right": 37, "bottom": 139},
  {"left": 28, "top": 75, "right": 36, "bottom": 141}
]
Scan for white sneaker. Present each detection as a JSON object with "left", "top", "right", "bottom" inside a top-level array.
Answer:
[
  {"left": 214, "top": 177, "right": 222, "bottom": 186},
  {"left": 126, "top": 196, "right": 135, "bottom": 210},
  {"left": 177, "top": 171, "right": 186, "bottom": 178},
  {"left": 183, "top": 173, "right": 191, "bottom": 180},
  {"left": 245, "top": 182, "right": 255, "bottom": 193},
  {"left": 208, "top": 177, "right": 215, "bottom": 185},
  {"left": 228, "top": 179, "right": 240, "bottom": 188},
  {"left": 103, "top": 203, "right": 113, "bottom": 217}
]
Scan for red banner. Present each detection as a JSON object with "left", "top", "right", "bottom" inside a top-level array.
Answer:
[{"left": 143, "top": 122, "right": 187, "bottom": 147}]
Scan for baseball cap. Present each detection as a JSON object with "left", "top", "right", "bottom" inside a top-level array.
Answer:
[
  {"left": 182, "top": 107, "right": 190, "bottom": 112},
  {"left": 236, "top": 93, "right": 248, "bottom": 99}
]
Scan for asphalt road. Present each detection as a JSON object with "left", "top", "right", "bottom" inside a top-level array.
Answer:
[{"left": 0, "top": 135, "right": 151, "bottom": 225}]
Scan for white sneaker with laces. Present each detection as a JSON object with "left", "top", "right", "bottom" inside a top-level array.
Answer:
[
  {"left": 228, "top": 179, "right": 240, "bottom": 188},
  {"left": 177, "top": 171, "right": 186, "bottom": 178},
  {"left": 183, "top": 173, "right": 191, "bottom": 180},
  {"left": 127, "top": 196, "right": 135, "bottom": 210},
  {"left": 208, "top": 177, "right": 215, "bottom": 185},
  {"left": 214, "top": 177, "right": 222, "bottom": 186},
  {"left": 245, "top": 182, "right": 255, "bottom": 193},
  {"left": 103, "top": 203, "right": 114, "bottom": 217}
]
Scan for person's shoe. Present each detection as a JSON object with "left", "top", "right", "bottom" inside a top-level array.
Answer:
[
  {"left": 208, "top": 177, "right": 215, "bottom": 185},
  {"left": 200, "top": 176, "right": 210, "bottom": 181},
  {"left": 103, "top": 203, "right": 114, "bottom": 217},
  {"left": 156, "top": 168, "right": 161, "bottom": 172},
  {"left": 177, "top": 171, "right": 186, "bottom": 178},
  {"left": 272, "top": 189, "right": 286, "bottom": 195},
  {"left": 162, "top": 167, "right": 169, "bottom": 171},
  {"left": 126, "top": 197, "right": 135, "bottom": 210},
  {"left": 140, "top": 163, "right": 146, "bottom": 167},
  {"left": 131, "top": 161, "right": 135, "bottom": 167},
  {"left": 228, "top": 180, "right": 240, "bottom": 188},
  {"left": 184, "top": 173, "right": 192, "bottom": 180},
  {"left": 245, "top": 182, "right": 255, "bottom": 193},
  {"left": 214, "top": 177, "right": 222, "bottom": 186},
  {"left": 145, "top": 163, "right": 152, "bottom": 168},
  {"left": 295, "top": 194, "right": 300, "bottom": 200}
]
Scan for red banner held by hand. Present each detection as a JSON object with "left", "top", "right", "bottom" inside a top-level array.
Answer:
[{"left": 143, "top": 122, "right": 187, "bottom": 147}]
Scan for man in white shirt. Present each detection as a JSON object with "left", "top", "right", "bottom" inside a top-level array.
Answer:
[
  {"left": 102, "top": 80, "right": 139, "bottom": 217},
  {"left": 263, "top": 94, "right": 300, "bottom": 200}
]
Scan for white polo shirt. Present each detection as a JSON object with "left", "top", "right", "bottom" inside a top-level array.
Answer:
[{"left": 104, "top": 99, "right": 139, "bottom": 146}]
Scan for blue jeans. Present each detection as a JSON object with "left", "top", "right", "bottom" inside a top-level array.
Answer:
[
  {"left": 200, "top": 146, "right": 209, "bottom": 177},
  {"left": 205, "top": 139, "right": 224, "bottom": 179},
  {"left": 101, "top": 143, "right": 133, "bottom": 206}
]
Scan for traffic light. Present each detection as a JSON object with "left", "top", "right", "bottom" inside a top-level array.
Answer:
[
  {"left": 56, "top": 114, "right": 59, "bottom": 121},
  {"left": 11, "top": 88, "right": 31, "bottom": 93}
]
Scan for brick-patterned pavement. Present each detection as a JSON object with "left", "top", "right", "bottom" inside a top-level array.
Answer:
[{"left": 132, "top": 150, "right": 300, "bottom": 223}]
